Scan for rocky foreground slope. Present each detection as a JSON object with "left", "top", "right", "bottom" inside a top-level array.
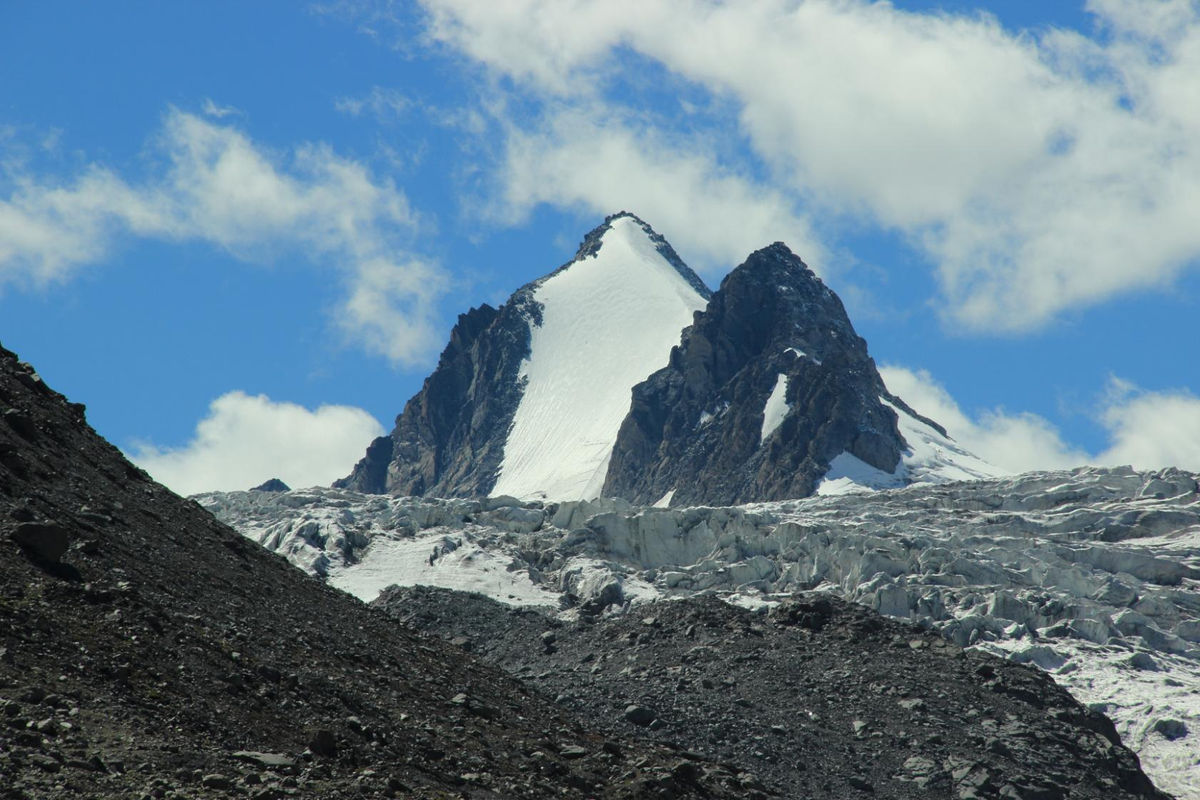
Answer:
[
  {"left": 202, "top": 470, "right": 1200, "bottom": 798},
  {"left": 0, "top": 343, "right": 765, "bottom": 799},
  {"left": 376, "top": 585, "right": 1163, "bottom": 799}
]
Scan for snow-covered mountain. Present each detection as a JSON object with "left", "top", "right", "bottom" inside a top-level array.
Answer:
[
  {"left": 338, "top": 213, "right": 998, "bottom": 504},
  {"left": 200, "top": 465, "right": 1200, "bottom": 799}
]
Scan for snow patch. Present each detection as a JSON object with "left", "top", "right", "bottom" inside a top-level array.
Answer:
[
  {"left": 786, "top": 346, "right": 818, "bottom": 364},
  {"left": 760, "top": 373, "right": 790, "bottom": 443},
  {"left": 819, "top": 398, "right": 1007, "bottom": 493},
  {"left": 329, "top": 532, "right": 559, "bottom": 608},
  {"left": 493, "top": 216, "right": 708, "bottom": 501},
  {"left": 817, "top": 452, "right": 904, "bottom": 495}
]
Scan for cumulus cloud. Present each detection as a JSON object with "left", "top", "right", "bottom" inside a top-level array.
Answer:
[
  {"left": 496, "top": 106, "right": 825, "bottom": 274},
  {"left": 128, "top": 391, "right": 385, "bottom": 495},
  {"left": 880, "top": 365, "right": 1089, "bottom": 473},
  {"left": 882, "top": 365, "right": 1200, "bottom": 473},
  {"left": 0, "top": 107, "right": 446, "bottom": 365},
  {"left": 1097, "top": 378, "right": 1200, "bottom": 471},
  {"left": 419, "top": 0, "right": 1200, "bottom": 333}
]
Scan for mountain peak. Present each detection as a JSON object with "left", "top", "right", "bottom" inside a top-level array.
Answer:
[
  {"left": 339, "top": 218, "right": 993, "bottom": 505},
  {"left": 727, "top": 240, "right": 823, "bottom": 293},
  {"left": 602, "top": 242, "right": 902, "bottom": 504},
  {"left": 565, "top": 212, "right": 712, "bottom": 301},
  {"left": 338, "top": 214, "right": 711, "bottom": 500}
]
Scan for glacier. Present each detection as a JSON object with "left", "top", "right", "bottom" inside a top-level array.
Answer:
[{"left": 200, "top": 464, "right": 1200, "bottom": 799}]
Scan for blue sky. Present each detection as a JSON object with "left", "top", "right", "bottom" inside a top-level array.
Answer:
[{"left": 3, "top": 0, "right": 1200, "bottom": 493}]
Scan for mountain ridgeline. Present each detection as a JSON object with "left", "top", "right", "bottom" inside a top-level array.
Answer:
[{"left": 339, "top": 213, "right": 972, "bottom": 504}]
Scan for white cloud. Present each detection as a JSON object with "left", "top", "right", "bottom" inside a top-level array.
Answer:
[
  {"left": 1097, "top": 378, "right": 1200, "bottom": 471},
  {"left": 880, "top": 365, "right": 1089, "bottom": 473},
  {"left": 128, "top": 391, "right": 385, "bottom": 495},
  {"left": 420, "top": 0, "right": 1200, "bottom": 333},
  {"left": 495, "top": 106, "right": 825, "bottom": 274},
  {"left": 0, "top": 107, "right": 446, "bottom": 365},
  {"left": 201, "top": 98, "right": 240, "bottom": 119},
  {"left": 882, "top": 365, "right": 1200, "bottom": 474}
]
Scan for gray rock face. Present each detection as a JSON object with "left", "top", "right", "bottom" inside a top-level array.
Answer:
[
  {"left": 336, "top": 298, "right": 532, "bottom": 496},
  {"left": 603, "top": 242, "right": 918, "bottom": 505},
  {"left": 336, "top": 212, "right": 709, "bottom": 499}
]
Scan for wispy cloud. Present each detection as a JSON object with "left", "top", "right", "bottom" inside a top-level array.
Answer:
[
  {"left": 129, "top": 391, "right": 384, "bottom": 494},
  {"left": 201, "top": 98, "right": 241, "bottom": 119},
  {"left": 334, "top": 86, "right": 412, "bottom": 119},
  {"left": 0, "top": 107, "right": 447, "bottom": 365},
  {"left": 417, "top": 0, "right": 1200, "bottom": 334}
]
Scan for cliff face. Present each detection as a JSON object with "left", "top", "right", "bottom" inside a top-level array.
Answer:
[
  {"left": 337, "top": 298, "right": 535, "bottom": 497},
  {"left": 603, "top": 242, "right": 910, "bottom": 506}
]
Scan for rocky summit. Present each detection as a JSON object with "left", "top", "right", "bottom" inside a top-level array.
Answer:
[
  {"left": 337, "top": 212, "right": 711, "bottom": 501},
  {"left": 604, "top": 241, "right": 939, "bottom": 505},
  {"left": 338, "top": 214, "right": 993, "bottom": 505}
]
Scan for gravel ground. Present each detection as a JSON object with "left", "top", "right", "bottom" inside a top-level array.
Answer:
[{"left": 376, "top": 583, "right": 1172, "bottom": 799}]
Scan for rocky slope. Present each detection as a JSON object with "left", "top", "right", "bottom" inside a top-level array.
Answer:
[
  {"left": 336, "top": 212, "right": 711, "bottom": 500},
  {"left": 0, "top": 341, "right": 757, "bottom": 799},
  {"left": 375, "top": 585, "right": 1166, "bottom": 800},
  {"left": 201, "top": 470, "right": 1200, "bottom": 798}
]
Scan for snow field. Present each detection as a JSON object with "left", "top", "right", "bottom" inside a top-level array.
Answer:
[{"left": 492, "top": 216, "right": 708, "bottom": 501}]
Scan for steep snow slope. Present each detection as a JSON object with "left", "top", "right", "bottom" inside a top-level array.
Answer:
[
  {"left": 202, "top": 466, "right": 1200, "bottom": 798},
  {"left": 492, "top": 215, "right": 708, "bottom": 500}
]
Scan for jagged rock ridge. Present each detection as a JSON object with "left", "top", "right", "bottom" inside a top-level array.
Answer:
[{"left": 603, "top": 242, "right": 937, "bottom": 505}]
